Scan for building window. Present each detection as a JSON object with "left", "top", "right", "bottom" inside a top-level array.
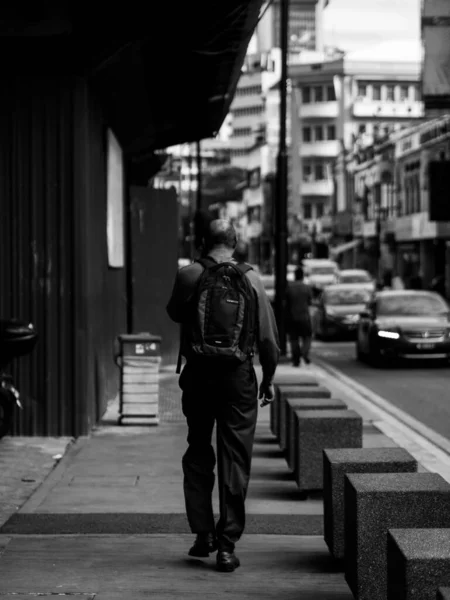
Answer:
[
  {"left": 315, "top": 163, "right": 325, "bottom": 180},
  {"left": 106, "top": 129, "right": 125, "bottom": 269},
  {"left": 303, "top": 203, "right": 312, "bottom": 219},
  {"left": 314, "top": 126, "right": 324, "bottom": 141},
  {"left": 326, "top": 84, "right": 336, "bottom": 101},
  {"left": 399, "top": 85, "right": 409, "bottom": 101},
  {"left": 327, "top": 125, "right": 336, "bottom": 140},
  {"left": 372, "top": 85, "right": 381, "bottom": 101},
  {"left": 303, "top": 86, "right": 311, "bottom": 103},
  {"left": 303, "top": 163, "right": 313, "bottom": 182},
  {"left": 314, "top": 86, "right": 323, "bottom": 102},
  {"left": 303, "top": 126, "right": 312, "bottom": 142},
  {"left": 386, "top": 85, "right": 395, "bottom": 101},
  {"left": 357, "top": 82, "right": 367, "bottom": 98},
  {"left": 358, "top": 123, "right": 366, "bottom": 134},
  {"left": 316, "top": 203, "right": 324, "bottom": 218},
  {"left": 413, "top": 84, "right": 421, "bottom": 101}
]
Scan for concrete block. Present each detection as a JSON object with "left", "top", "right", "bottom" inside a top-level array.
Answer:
[
  {"left": 286, "top": 397, "right": 347, "bottom": 472},
  {"left": 271, "top": 380, "right": 320, "bottom": 443},
  {"left": 279, "top": 385, "right": 331, "bottom": 452},
  {"left": 323, "top": 448, "right": 417, "bottom": 560},
  {"left": 344, "top": 472, "right": 450, "bottom": 600},
  {"left": 295, "top": 409, "right": 362, "bottom": 493},
  {"left": 387, "top": 529, "right": 450, "bottom": 600},
  {"left": 274, "top": 375, "right": 319, "bottom": 386},
  {"left": 438, "top": 589, "right": 450, "bottom": 600}
]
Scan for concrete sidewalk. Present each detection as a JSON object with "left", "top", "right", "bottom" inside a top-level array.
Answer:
[{"left": 0, "top": 361, "right": 427, "bottom": 598}]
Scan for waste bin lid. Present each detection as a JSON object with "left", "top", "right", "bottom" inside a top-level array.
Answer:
[{"left": 118, "top": 332, "right": 162, "bottom": 344}]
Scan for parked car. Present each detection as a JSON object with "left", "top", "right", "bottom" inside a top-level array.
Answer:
[
  {"left": 356, "top": 290, "right": 450, "bottom": 365},
  {"left": 302, "top": 258, "right": 339, "bottom": 295},
  {"left": 337, "top": 269, "right": 375, "bottom": 291},
  {"left": 314, "top": 284, "right": 372, "bottom": 340}
]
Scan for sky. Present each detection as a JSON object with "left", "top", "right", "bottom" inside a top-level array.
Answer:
[{"left": 322, "top": 0, "right": 421, "bottom": 53}]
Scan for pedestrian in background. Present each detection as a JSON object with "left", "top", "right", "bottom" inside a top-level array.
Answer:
[
  {"left": 286, "top": 267, "right": 313, "bottom": 367},
  {"left": 166, "top": 219, "right": 280, "bottom": 573}
]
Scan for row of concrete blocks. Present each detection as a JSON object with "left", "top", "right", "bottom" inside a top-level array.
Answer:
[{"left": 271, "top": 375, "right": 450, "bottom": 600}]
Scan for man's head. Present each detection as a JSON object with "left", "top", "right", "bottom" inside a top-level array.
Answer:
[
  {"left": 295, "top": 267, "right": 304, "bottom": 281},
  {"left": 203, "top": 219, "right": 237, "bottom": 252},
  {"left": 233, "top": 240, "right": 248, "bottom": 263}
]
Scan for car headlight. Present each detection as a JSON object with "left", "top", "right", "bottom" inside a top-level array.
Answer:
[{"left": 377, "top": 330, "right": 400, "bottom": 340}]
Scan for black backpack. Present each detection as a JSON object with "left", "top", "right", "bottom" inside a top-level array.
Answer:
[{"left": 181, "top": 257, "right": 257, "bottom": 369}]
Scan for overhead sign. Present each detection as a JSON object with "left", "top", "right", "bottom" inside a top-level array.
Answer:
[{"left": 422, "top": 0, "right": 450, "bottom": 113}]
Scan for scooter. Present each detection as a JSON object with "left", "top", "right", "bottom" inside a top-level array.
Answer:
[{"left": 0, "top": 319, "right": 38, "bottom": 439}]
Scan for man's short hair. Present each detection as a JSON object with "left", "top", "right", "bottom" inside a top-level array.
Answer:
[
  {"left": 295, "top": 267, "right": 304, "bottom": 280},
  {"left": 204, "top": 219, "right": 237, "bottom": 250}
]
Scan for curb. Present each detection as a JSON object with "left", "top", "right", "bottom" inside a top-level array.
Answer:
[{"left": 313, "top": 355, "right": 450, "bottom": 458}]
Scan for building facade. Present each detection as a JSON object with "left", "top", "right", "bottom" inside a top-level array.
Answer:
[
  {"left": 346, "top": 115, "right": 450, "bottom": 292},
  {"left": 289, "top": 42, "right": 424, "bottom": 261}
]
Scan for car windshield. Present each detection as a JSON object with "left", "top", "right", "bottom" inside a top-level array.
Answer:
[
  {"left": 340, "top": 273, "right": 371, "bottom": 283},
  {"left": 377, "top": 293, "right": 449, "bottom": 316},
  {"left": 324, "top": 289, "right": 371, "bottom": 305},
  {"left": 309, "top": 266, "right": 336, "bottom": 276}
]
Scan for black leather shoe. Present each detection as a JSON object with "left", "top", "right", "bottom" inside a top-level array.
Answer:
[
  {"left": 188, "top": 533, "right": 217, "bottom": 557},
  {"left": 216, "top": 550, "right": 240, "bottom": 572}
]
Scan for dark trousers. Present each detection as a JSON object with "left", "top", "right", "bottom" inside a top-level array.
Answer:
[
  {"left": 288, "top": 319, "right": 312, "bottom": 366},
  {"left": 180, "top": 359, "right": 258, "bottom": 552}
]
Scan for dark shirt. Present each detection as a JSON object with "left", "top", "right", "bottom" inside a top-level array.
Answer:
[
  {"left": 286, "top": 281, "right": 313, "bottom": 324},
  {"left": 166, "top": 258, "right": 280, "bottom": 384}
]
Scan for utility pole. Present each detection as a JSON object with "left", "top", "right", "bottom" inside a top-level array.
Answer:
[
  {"left": 187, "top": 144, "right": 195, "bottom": 259},
  {"left": 194, "top": 140, "right": 203, "bottom": 251},
  {"left": 196, "top": 140, "right": 202, "bottom": 212},
  {"left": 274, "top": 0, "right": 289, "bottom": 355}
]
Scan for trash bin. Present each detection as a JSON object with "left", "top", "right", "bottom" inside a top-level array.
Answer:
[{"left": 115, "top": 332, "right": 162, "bottom": 425}]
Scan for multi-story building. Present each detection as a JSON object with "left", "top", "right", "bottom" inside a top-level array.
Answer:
[
  {"left": 289, "top": 41, "right": 424, "bottom": 256},
  {"left": 257, "top": 0, "right": 319, "bottom": 54},
  {"left": 345, "top": 115, "right": 450, "bottom": 292}
]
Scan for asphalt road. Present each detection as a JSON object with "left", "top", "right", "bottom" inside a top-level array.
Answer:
[{"left": 312, "top": 340, "right": 450, "bottom": 442}]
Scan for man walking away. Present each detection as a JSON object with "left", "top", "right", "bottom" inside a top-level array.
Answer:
[
  {"left": 286, "top": 267, "right": 313, "bottom": 367},
  {"left": 166, "top": 219, "right": 280, "bottom": 573}
]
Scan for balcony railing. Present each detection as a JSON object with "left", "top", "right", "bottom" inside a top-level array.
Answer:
[
  {"left": 300, "top": 102, "right": 339, "bottom": 119},
  {"left": 300, "top": 140, "right": 341, "bottom": 157},
  {"left": 352, "top": 100, "right": 424, "bottom": 119},
  {"left": 300, "top": 180, "right": 334, "bottom": 196}
]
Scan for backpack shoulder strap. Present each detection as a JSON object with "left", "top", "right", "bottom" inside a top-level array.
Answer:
[
  {"left": 197, "top": 256, "right": 217, "bottom": 270},
  {"left": 235, "top": 262, "right": 253, "bottom": 275}
]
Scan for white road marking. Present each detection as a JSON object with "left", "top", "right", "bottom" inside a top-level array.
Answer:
[{"left": 314, "top": 358, "right": 450, "bottom": 482}]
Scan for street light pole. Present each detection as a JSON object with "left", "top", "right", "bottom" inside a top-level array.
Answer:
[
  {"left": 274, "top": 0, "right": 289, "bottom": 355},
  {"left": 196, "top": 140, "right": 202, "bottom": 213}
]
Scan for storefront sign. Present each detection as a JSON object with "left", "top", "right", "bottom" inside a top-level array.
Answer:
[
  {"left": 363, "top": 221, "right": 376, "bottom": 238},
  {"left": 395, "top": 212, "right": 438, "bottom": 241},
  {"left": 353, "top": 215, "right": 365, "bottom": 237},
  {"left": 395, "top": 132, "right": 422, "bottom": 158},
  {"left": 420, "top": 117, "right": 450, "bottom": 144}
]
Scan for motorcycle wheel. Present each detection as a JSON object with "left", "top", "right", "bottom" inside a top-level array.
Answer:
[{"left": 0, "top": 388, "right": 14, "bottom": 439}]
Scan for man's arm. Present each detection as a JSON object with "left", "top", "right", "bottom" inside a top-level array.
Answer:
[
  {"left": 166, "top": 263, "right": 203, "bottom": 323},
  {"left": 246, "top": 270, "right": 280, "bottom": 385}
]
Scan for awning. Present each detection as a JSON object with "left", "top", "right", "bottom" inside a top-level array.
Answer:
[
  {"left": 0, "top": 1, "right": 264, "bottom": 156},
  {"left": 329, "top": 239, "right": 362, "bottom": 257}
]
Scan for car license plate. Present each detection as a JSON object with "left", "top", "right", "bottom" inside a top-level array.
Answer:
[{"left": 416, "top": 343, "right": 435, "bottom": 350}]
